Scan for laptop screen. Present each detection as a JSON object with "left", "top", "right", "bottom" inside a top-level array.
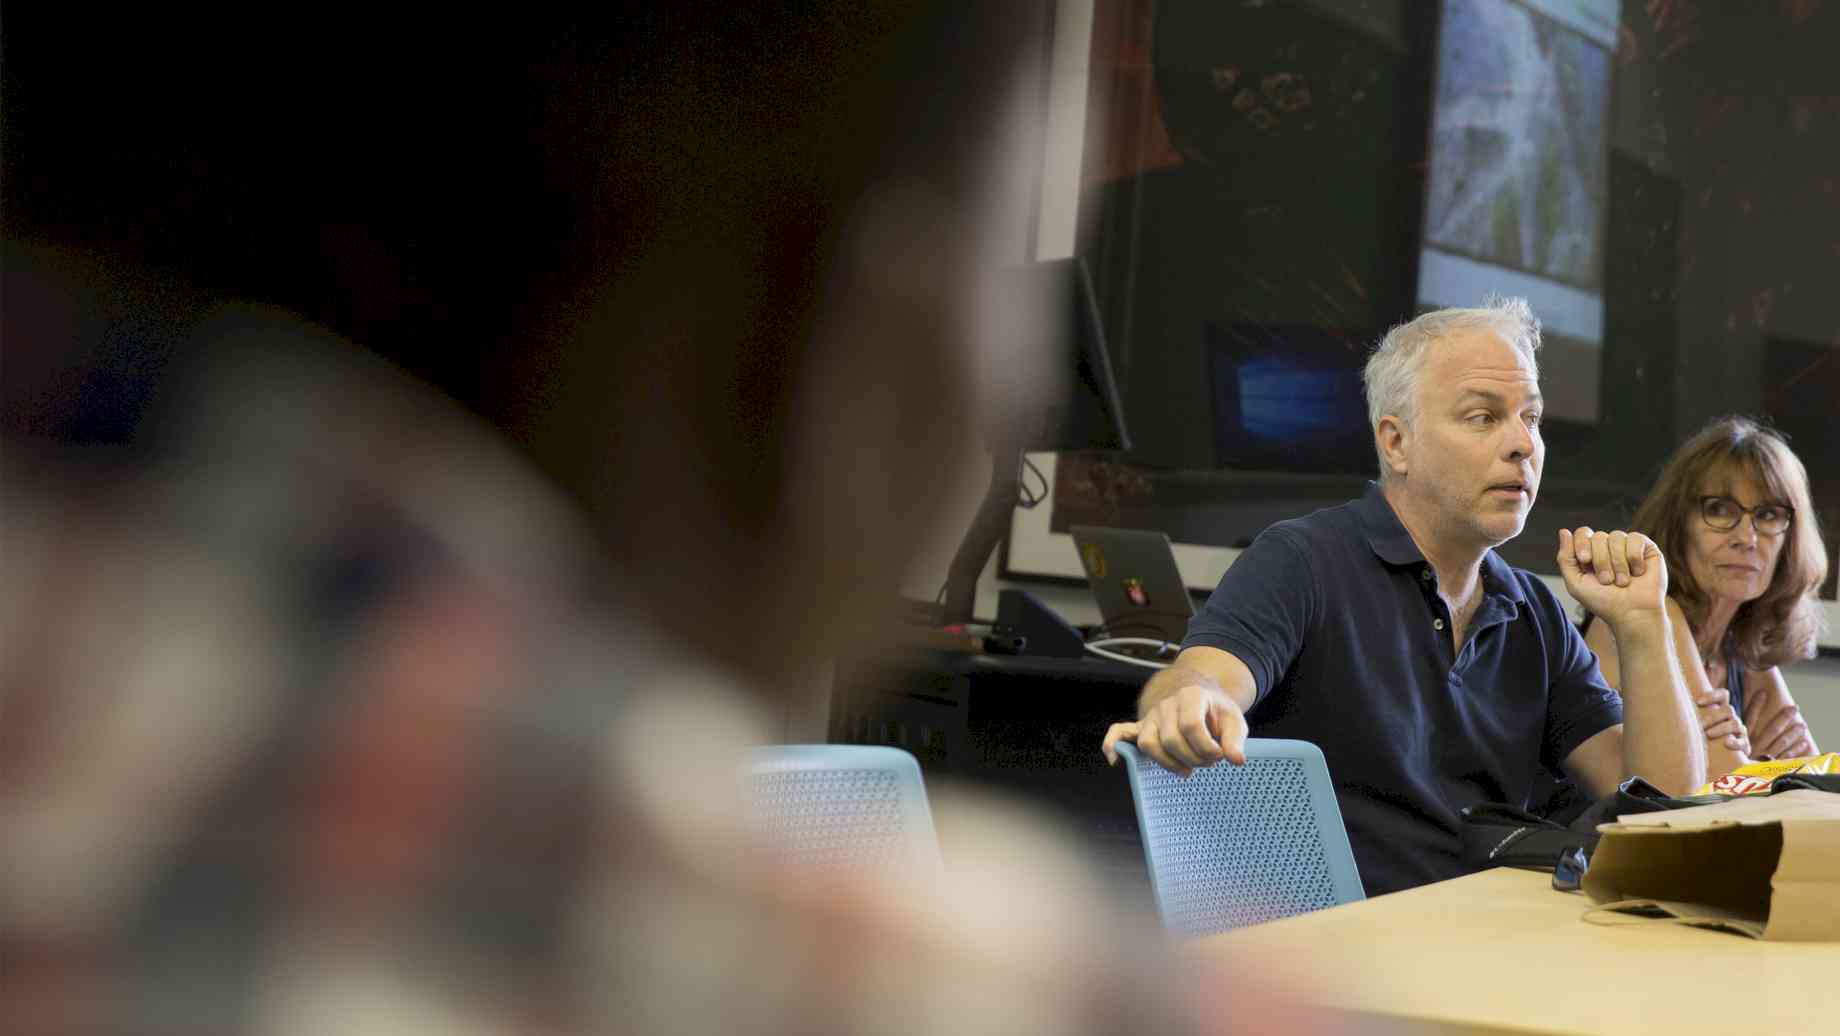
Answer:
[{"left": 1070, "top": 525, "right": 1196, "bottom": 645}]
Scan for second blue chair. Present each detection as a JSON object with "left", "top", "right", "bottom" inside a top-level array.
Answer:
[{"left": 744, "top": 744, "right": 942, "bottom": 874}]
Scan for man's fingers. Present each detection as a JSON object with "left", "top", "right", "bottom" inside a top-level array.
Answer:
[
  {"left": 1629, "top": 533, "right": 1653, "bottom": 578},
  {"left": 1574, "top": 527, "right": 1597, "bottom": 571},
  {"left": 1557, "top": 528, "right": 1616, "bottom": 587},
  {"left": 1556, "top": 528, "right": 1661, "bottom": 596},
  {"left": 1102, "top": 722, "right": 1139, "bottom": 765},
  {"left": 1147, "top": 752, "right": 1191, "bottom": 778},
  {"left": 1135, "top": 719, "right": 1190, "bottom": 776},
  {"left": 1695, "top": 686, "right": 1731, "bottom": 709},
  {"left": 1122, "top": 685, "right": 1246, "bottom": 778},
  {"left": 1556, "top": 529, "right": 1594, "bottom": 590},
  {"left": 1555, "top": 530, "right": 1581, "bottom": 585},
  {"left": 1606, "top": 531, "right": 1632, "bottom": 587},
  {"left": 1176, "top": 693, "right": 1225, "bottom": 764},
  {"left": 1590, "top": 530, "right": 1618, "bottom": 585},
  {"left": 1155, "top": 718, "right": 1210, "bottom": 773},
  {"left": 1209, "top": 700, "right": 1249, "bottom": 766}
]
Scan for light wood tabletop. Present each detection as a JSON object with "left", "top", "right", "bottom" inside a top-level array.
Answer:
[{"left": 1192, "top": 866, "right": 1840, "bottom": 1035}]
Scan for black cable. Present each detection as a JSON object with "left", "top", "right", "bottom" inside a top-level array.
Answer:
[
  {"left": 1092, "top": 612, "right": 1194, "bottom": 632},
  {"left": 1088, "top": 617, "right": 1192, "bottom": 645},
  {"left": 1017, "top": 455, "right": 1050, "bottom": 509},
  {"left": 1089, "top": 622, "right": 1172, "bottom": 641}
]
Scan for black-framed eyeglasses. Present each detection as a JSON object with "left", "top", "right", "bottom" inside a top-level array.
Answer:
[{"left": 1699, "top": 495, "right": 1793, "bottom": 536}]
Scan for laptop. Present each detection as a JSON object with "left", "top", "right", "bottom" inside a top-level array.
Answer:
[{"left": 1069, "top": 525, "right": 1197, "bottom": 646}]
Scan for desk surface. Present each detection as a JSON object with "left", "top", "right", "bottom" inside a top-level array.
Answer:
[{"left": 1194, "top": 867, "right": 1840, "bottom": 1035}]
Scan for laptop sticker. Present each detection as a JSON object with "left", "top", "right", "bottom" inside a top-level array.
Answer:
[
  {"left": 1081, "top": 543, "right": 1107, "bottom": 579},
  {"left": 1122, "top": 577, "right": 1150, "bottom": 608}
]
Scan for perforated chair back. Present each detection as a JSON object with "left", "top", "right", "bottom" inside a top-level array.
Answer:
[
  {"left": 745, "top": 744, "right": 942, "bottom": 874},
  {"left": 1116, "top": 739, "right": 1363, "bottom": 937}
]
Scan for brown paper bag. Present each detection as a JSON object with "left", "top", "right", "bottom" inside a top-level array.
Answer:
[{"left": 1580, "top": 789, "right": 1840, "bottom": 941}]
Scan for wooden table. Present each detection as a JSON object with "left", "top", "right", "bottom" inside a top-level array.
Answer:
[{"left": 1193, "top": 867, "right": 1840, "bottom": 1035}]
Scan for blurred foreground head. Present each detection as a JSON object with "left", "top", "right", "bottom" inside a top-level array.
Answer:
[
  {"left": 6, "top": 3, "right": 1061, "bottom": 696},
  {"left": 500, "top": 4, "right": 1061, "bottom": 699},
  {"left": 3, "top": 4, "right": 1158, "bottom": 1035}
]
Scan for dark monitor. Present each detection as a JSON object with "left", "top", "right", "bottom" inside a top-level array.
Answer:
[
  {"left": 1207, "top": 321, "right": 1374, "bottom": 473},
  {"left": 942, "top": 256, "right": 1129, "bottom": 625}
]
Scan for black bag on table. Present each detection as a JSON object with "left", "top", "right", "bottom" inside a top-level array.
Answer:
[{"left": 1458, "top": 777, "right": 1711, "bottom": 889}]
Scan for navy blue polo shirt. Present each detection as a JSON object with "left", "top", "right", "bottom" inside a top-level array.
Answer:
[{"left": 1183, "top": 483, "right": 1624, "bottom": 895}]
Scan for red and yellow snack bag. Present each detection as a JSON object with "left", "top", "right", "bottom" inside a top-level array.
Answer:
[{"left": 1698, "top": 752, "right": 1840, "bottom": 796}]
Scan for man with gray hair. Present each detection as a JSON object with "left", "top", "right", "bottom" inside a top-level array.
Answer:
[{"left": 1100, "top": 297, "right": 1706, "bottom": 894}]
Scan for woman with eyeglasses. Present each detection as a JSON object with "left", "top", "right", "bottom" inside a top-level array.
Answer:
[{"left": 1583, "top": 417, "right": 1827, "bottom": 777}]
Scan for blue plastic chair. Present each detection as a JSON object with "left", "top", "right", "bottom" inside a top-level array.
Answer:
[
  {"left": 1116, "top": 739, "right": 1364, "bottom": 937},
  {"left": 745, "top": 744, "right": 942, "bottom": 874}
]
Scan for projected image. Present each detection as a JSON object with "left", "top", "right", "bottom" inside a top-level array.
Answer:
[
  {"left": 1424, "top": 0, "right": 1612, "bottom": 289},
  {"left": 1417, "top": 0, "right": 1618, "bottom": 423}
]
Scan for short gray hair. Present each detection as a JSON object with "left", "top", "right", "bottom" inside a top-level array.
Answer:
[{"left": 1362, "top": 296, "right": 1542, "bottom": 473}]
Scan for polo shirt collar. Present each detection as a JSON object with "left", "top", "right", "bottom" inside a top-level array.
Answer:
[
  {"left": 1354, "top": 481, "right": 1530, "bottom": 608},
  {"left": 1479, "top": 548, "right": 1528, "bottom": 607},
  {"left": 1354, "top": 482, "right": 1425, "bottom": 567}
]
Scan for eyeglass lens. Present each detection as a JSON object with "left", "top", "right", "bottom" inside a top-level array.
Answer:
[{"left": 1701, "top": 496, "right": 1790, "bottom": 534}]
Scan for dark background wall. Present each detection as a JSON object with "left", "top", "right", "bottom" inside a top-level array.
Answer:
[
  {"left": 2, "top": 8, "right": 560, "bottom": 426},
  {"left": 7, "top": 2, "right": 1837, "bottom": 591},
  {"left": 1047, "top": 0, "right": 1840, "bottom": 590}
]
